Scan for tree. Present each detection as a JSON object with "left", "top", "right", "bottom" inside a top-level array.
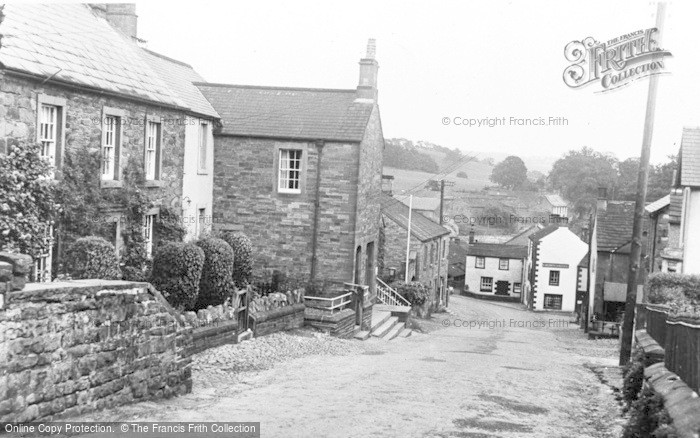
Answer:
[
  {"left": 490, "top": 156, "right": 528, "bottom": 189},
  {"left": 0, "top": 141, "right": 58, "bottom": 256},
  {"left": 549, "top": 147, "right": 618, "bottom": 218}
]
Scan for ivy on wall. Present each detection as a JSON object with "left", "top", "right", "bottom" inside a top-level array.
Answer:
[{"left": 0, "top": 141, "right": 58, "bottom": 257}]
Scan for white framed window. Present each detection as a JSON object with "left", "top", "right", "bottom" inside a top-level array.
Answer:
[
  {"left": 514, "top": 282, "right": 522, "bottom": 293},
  {"left": 143, "top": 214, "right": 155, "bottom": 258},
  {"left": 278, "top": 149, "right": 302, "bottom": 193},
  {"left": 544, "top": 294, "right": 563, "bottom": 310},
  {"left": 549, "top": 270, "right": 560, "bottom": 286},
  {"left": 480, "top": 277, "right": 493, "bottom": 292},
  {"left": 499, "top": 258, "right": 509, "bottom": 270},
  {"left": 145, "top": 121, "right": 161, "bottom": 180},
  {"left": 101, "top": 116, "right": 120, "bottom": 180},
  {"left": 39, "top": 104, "right": 57, "bottom": 163},
  {"left": 198, "top": 122, "right": 208, "bottom": 173},
  {"left": 475, "top": 256, "right": 485, "bottom": 269}
]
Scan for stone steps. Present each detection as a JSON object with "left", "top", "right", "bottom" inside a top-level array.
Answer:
[
  {"left": 383, "top": 322, "right": 405, "bottom": 340},
  {"left": 371, "top": 316, "right": 398, "bottom": 338},
  {"left": 353, "top": 329, "right": 371, "bottom": 340}
]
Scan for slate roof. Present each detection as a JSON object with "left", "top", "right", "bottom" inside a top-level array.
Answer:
[
  {"left": 596, "top": 202, "right": 639, "bottom": 252},
  {"left": 680, "top": 127, "right": 700, "bottom": 187},
  {"left": 398, "top": 196, "right": 441, "bottom": 211},
  {"left": 645, "top": 195, "right": 670, "bottom": 215},
  {"left": 544, "top": 194, "right": 567, "bottom": 207},
  {"left": 141, "top": 49, "right": 219, "bottom": 118},
  {"left": 195, "top": 83, "right": 375, "bottom": 141},
  {"left": 466, "top": 243, "right": 528, "bottom": 259},
  {"left": 381, "top": 195, "right": 450, "bottom": 242},
  {"left": 528, "top": 224, "right": 560, "bottom": 243},
  {"left": 0, "top": 4, "right": 183, "bottom": 107},
  {"left": 448, "top": 240, "right": 468, "bottom": 278}
]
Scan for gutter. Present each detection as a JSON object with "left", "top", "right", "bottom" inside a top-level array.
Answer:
[{"left": 309, "top": 140, "right": 325, "bottom": 285}]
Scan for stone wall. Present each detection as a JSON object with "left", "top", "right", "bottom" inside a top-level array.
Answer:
[
  {"left": 182, "top": 304, "right": 239, "bottom": 356},
  {"left": 251, "top": 304, "right": 305, "bottom": 337},
  {"left": 0, "top": 278, "right": 192, "bottom": 422},
  {"left": 304, "top": 308, "right": 356, "bottom": 339}
]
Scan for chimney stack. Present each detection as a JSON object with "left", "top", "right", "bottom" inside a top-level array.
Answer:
[
  {"left": 357, "top": 39, "right": 379, "bottom": 102},
  {"left": 381, "top": 174, "right": 394, "bottom": 196},
  {"left": 106, "top": 4, "right": 138, "bottom": 40},
  {"left": 597, "top": 187, "right": 608, "bottom": 212},
  {"left": 468, "top": 230, "right": 475, "bottom": 244}
]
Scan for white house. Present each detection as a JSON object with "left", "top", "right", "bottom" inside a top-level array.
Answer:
[
  {"left": 141, "top": 49, "right": 219, "bottom": 240},
  {"left": 526, "top": 225, "right": 587, "bottom": 312},
  {"left": 671, "top": 127, "right": 700, "bottom": 274},
  {"left": 545, "top": 194, "right": 568, "bottom": 219},
  {"left": 464, "top": 243, "right": 527, "bottom": 300}
]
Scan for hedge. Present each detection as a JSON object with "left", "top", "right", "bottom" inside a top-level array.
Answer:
[
  {"left": 390, "top": 281, "right": 431, "bottom": 306},
  {"left": 64, "top": 236, "right": 121, "bottom": 280},
  {"left": 195, "top": 237, "right": 235, "bottom": 309},
  {"left": 646, "top": 272, "right": 700, "bottom": 319},
  {"left": 219, "top": 231, "right": 253, "bottom": 287},
  {"left": 150, "top": 242, "right": 205, "bottom": 310}
]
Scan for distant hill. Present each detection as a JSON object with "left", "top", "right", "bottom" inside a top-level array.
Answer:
[{"left": 383, "top": 138, "right": 440, "bottom": 173}]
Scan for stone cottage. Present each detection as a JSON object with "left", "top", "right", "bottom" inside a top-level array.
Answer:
[
  {"left": 196, "top": 40, "right": 384, "bottom": 296},
  {"left": 379, "top": 194, "right": 451, "bottom": 304},
  {"left": 0, "top": 3, "right": 216, "bottom": 279}
]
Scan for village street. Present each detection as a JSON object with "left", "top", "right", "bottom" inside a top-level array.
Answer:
[{"left": 72, "top": 296, "right": 625, "bottom": 438}]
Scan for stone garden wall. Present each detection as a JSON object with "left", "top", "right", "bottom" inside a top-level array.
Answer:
[
  {"left": 182, "top": 304, "right": 239, "bottom": 355},
  {"left": 0, "top": 260, "right": 192, "bottom": 422},
  {"left": 249, "top": 290, "right": 305, "bottom": 337}
]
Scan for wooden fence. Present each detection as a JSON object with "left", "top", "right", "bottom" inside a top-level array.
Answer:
[{"left": 639, "top": 304, "right": 700, "bottom": 393}]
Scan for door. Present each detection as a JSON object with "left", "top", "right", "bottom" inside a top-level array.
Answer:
[{"left": 495, "top": 280, "right": 510, "bottom": 296}]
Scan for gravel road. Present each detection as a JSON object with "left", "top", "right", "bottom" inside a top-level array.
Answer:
[{"left": 70, "top": 295, "right": 626, "bottom": 437}]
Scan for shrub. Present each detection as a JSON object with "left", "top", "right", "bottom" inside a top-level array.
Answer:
[
  {"left": 456, "top": 171, "right": 468, "bottom": 179},
  {"left": 153, "top": 206, "right": 186, "bottom": 249},
  {"left": 64, "top": 236, "right": 121, "bottom": 280},
  {"left": 195, "top": 237, "right": 235, "bottom": 309},
  {"left": 219, "top": 231, "right": 253, "bottom": 287},
  {"left": 390, "top": 281, "right": 431, "bottom": 306},
  {"left": 622, "top": 355, "right": 644, "bottom": 410},
  {"left": 623, "top": 386, "right": 676, "bottom": 438},
  {"left": 151, "top": 242, "right": 205, "bottom": 310},
  {"left": 646, "top": 272, "right": 700, "bottom": 319}
]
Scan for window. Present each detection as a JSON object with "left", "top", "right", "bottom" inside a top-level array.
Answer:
[
  {"left": 197, "top": 208, "right": 206, "bottom": 237},
  {"left": 278, "top": 149, "right": 302, "bottom": 193},
  {"left": 143, "top": 214, "right": 155, "bottom": 258},
  {"left": 499, "top": 258, "right": 509, "bottom": 270},
  {"left": 39, "top": 104, "right": 57, "bottom": 163},
  {"left": 442, "top": 240, "right": 446, "bottom": 259},
  {"left": 145, "top": 121, "right": 161, "bottom": 180},
  {"left": 475, "top": 256, "right": 485, "bottom": 269},
  {"left": 198, "top": 122, "right": 208, "bottom": 173},
  {"left": 543, "top": 294, "right": 563, "bottom": 310},
  {"left": 514, "top": 282, "right": 522, "bottom": 293},
  {"left": 549, "top": 270, "right": 560, "bottom": 286},
  {"left": 101, "top": 115, "right": 121, "bottom": 180},
  {"left": 480, "top": 277, "right": 493, "bottom": 292}
]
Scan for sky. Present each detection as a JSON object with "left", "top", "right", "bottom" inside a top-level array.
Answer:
[{"left": 132, "top": 1, "right": 698, "bottom": 167}]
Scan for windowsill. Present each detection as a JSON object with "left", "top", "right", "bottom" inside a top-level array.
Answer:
[
  {"left": 197, "top": 169, "right": 209, "bottom": 175},
  {"left": 277, "top": 190, "right": 302, "bottom": 196},
  {"left": 100, "top": 180, "right": 123, "bottom": 189},
  {"left": 480, "top": 290, "right": 493, "bottom": 293},
  {"left": 144, "top": 180, "right": 165, "bottom": 188}
]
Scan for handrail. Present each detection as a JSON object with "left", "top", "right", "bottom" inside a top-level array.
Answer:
[
  {"left": 376, "top": 278, "right": 410, "bottom": 307},
  {"left": 304, "top": 292, "right": 353, "bottom": 313}
]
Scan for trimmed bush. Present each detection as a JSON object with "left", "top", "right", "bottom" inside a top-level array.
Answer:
[
  {"left": 195, "top": 237, "right": 235, "bottom": 309},
  {"left": 64, "top": 236, "right": 121, "bottom": 280},
  {"left": 219, "top": 231, "right": 253, "bottom": 287},
  {"left": 647, "top": 272, "right": 700, "bottom": 319},
  {"left": 391, "top": 281, "right": 431, "bottom": 306},
  {"left": 151, "top": 242, "right": 205, "bottom": 310}
]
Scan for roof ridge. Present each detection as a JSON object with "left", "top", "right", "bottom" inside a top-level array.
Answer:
[
  {"left": 142, "top": 48, "right": 194, "bottom": 69},
  {"left": 194, "top": 82, "right": 357, "bottom": 93}
]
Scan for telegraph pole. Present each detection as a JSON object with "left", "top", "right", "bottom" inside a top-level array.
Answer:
[
  {"left": 619, "top": 2, "right": 666, "bottom": 365},
  {"left": 404, "top": 195, "right": 413, "bottom": 283}
]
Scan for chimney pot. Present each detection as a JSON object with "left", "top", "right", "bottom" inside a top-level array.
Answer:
[{"left": 597, "top": 187, "right": 608, "bottom": 212}]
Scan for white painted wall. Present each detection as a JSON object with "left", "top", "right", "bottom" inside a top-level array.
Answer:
[
  {"left": 181, "top": 116, "right": 214, "bottom": 241},
  {"left": 465, "top": 255, "right": 524, "bottom": 296},
  {"left": 533, "top": 227, "right": 588, "bottom": 312},
  {"left": 682, "top": 189, "right": 700, "bottom": 274}
]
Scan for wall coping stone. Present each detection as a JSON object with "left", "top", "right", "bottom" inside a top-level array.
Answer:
[
  {"left": 304, "top": 307, "right": 355, "bottom": 324},
  {"left": 250, "top": 303, "right": 305, "bottom": 324}
]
